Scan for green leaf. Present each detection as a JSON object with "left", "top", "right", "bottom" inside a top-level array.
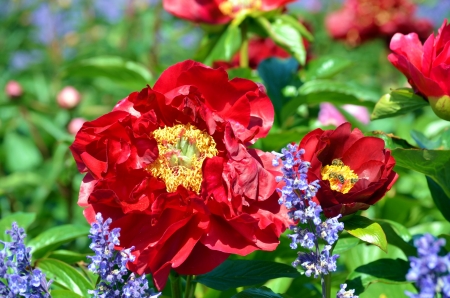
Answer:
[
  {"left": 343, "top": 215, "right": 388, "bottom": 252},
  {"left": 226, "top": 67, "right": 255, "bottom": 80},
  {"left": 367, "top": 131, "right": 415, "bottom": 150},
  {"left": 233, "top": 287, "right": 282, "bottom": 298},
  {"left": 374, "top": 219, "right": 416, "bottom": 256},
  {"left": 409, "top": 221, "right": 450, "bottom": 236},
  {"left": 333, "top": 236, "right": 360, "bottom": 255},
  {"left": 391, "top": 148, "right": 450, "bottom": 199},
  {"left": 439, "top": 234, "right": 450, "bottom": 252},
  {"left": 29, "top": 112, "right": 73, "bottom": 142},
  {"left": 278, "top": 14, "right": 313, "bottom": 41},
  {"left": 260, "top": 127, "right": 310, "bottom": 152},
  {"left": 48, "top": 250, "right": 89, "bottom": 264},
  {"left": 37, "top": 258, "right": 93, "bottom": 297},
  {"left": 50, "top": 290, "right": 83, "bottom": 298},
  {"left": 410, "top": 130, "right": 441, "bottom": 149},
  {"left": 194, "top": 259, "right": 300, "bottom": 291},
  {"left": 303, "top": 56, "right": 352, "bottom": 81},
  {"left": 62, "top": 56, "right": 152, "bottom": 90},
  {"left": 371, "top": 88, "right": 428, "bottom": 120},
  {"left": 0, "top": 212, "right": 36, "bottom": 241},
  {"left": 297, "top": 80, "right": 377, "bottom": 107},
  {"left": 203, "top": 25, "right": 241, "bottom": 65},
  {"left": 3, "top": 131, "right": 43, "bottom": 172},
  {"left": 0, "top": 172, "right": 42, "bottom": 193},
  {"left": 28, "top": 224, "right": 89, "bottom": 259},
  {"left": 257, "top": 57, "right": 299, "bottom": 113},
  {"left": 346, "top": 258, "right": 410, "bottom": 295},
  {"left": 426, "top": 176, "right": 450, "bottom": 222}
]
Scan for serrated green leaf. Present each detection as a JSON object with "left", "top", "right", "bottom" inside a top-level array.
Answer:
[
  {"left": 346, "top": 258, "right": 410, "bottom": 295},
  {"left": 0, "top": 212, "right": 36, "bottom": 241},
  {"left": 233, "top": 287, "right": 282, "bottom": 298},
  {"left": 371, "top": 88, "right": 428, "bottom": 120},
  {"left": 28, "top": 224, "right": 89, "bottom": 259},
  {"left": 37, "top": 258, "right": 93, "bottom": 297},
  {"left": 195, "top": 260, "right": 300, "bottom": 291},
  {"left": 203, "top": 25, "right": 241, "bottom": 65},
  {"left": 343, "top": 215, "right": 388, "bottom": 252},
  {"left": 3, "top": 131, "right": 43, "bottom": 172},
  {"left": 297, "top": 80, "right": 377, "bottom": 107},
  {"left": 48, "top": 250, "right": 89, "bottom": 264},
  {"left": 62, "top": 56, "right": 152, "bottom": 90},
  {"left": 50, "top": 290, "right": 83, "bottom": 298},
  {"left": 303, "top": 56, "right": 352, "bottom": 81}
]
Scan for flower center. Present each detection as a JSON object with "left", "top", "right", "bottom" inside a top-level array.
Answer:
[
  {"left": 321, "top": 159, "right": 358, "bottom": 194},
  {"left": 148, "top": 124, "right": 218, "bottom": 194},
  {"left": 219, "top": 0, "right": 262, "bottom": 16}
]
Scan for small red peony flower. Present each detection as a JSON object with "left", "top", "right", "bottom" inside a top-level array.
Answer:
[
  {"left": 325, "top": 0, "right": 433, "bottom": 46},
  {"left": 163, "top": 0, "right": 295, "bottom": 24},
  {"left": 70, "top": 60, "right": 289, "bottom": 290},
  {"left": 299, "top": 122, "right": 398, "bottom": 218},
  {"left": 388, "top": 19, "right": 450, "bottom": 121}
]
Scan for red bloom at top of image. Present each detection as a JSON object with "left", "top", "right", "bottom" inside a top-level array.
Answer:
[
  {"left": 299, "top": 122, "right": 398, "bottom": 218},
  {"left": 69, "top": 60, "right": 289, "bottom": 290},
  {"left": 163, "top": 0, "right": 295, "bottom": 24},
  {"left": 325, "top": 0, "right": 433, "bottom": 45}
]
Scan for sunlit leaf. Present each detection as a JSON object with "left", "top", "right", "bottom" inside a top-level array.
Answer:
[
  {"left": 371, "top": 88, "right": 428, "bottom": 120},
  {"left": 303, "top": 56, "right": 352, "bottom": 81},
  {"left": 343, "top": 215, "right": 388, "bottom": 252}
]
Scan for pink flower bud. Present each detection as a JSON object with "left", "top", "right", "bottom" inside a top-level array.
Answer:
[
  {"left": 57, "top": 86, "right": 81, "bottom": 109},
  {"left": 67, "top": 118, "right": 86, "bottom": 135},
  {"left": 5, "top": 81, "right": 23, "bottom": 99},
  {"left": 319, "top": 103, "right": 370, "bottom": 126}
]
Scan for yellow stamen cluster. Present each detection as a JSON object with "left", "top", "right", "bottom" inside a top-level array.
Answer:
[
  {"left": 219, "top": 0, "right": 262, "bottom": 16},
  {"left": 321, "top": 159, "right": 359, "bottom": 194},
  {"left": 148, "top": 124, "right": 218, "bottom": 194}
]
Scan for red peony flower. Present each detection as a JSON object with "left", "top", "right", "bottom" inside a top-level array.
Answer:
[
  {"left": 325, "top": 0, "right": 433, "bottom": 46},
  {"left": 388, "top": 19, "right": 450, "bottom": 121},
  {"left": 163, "top": 0, "right": 295, "bottom": 24},
  {"left": 70, "top": 60, "right": 289, "bottom": 290},
  {"left": 299, "top": 122, "right": 398, "bottom": 218}
]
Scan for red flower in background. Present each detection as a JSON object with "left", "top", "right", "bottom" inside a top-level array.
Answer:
[
  {"left": 299, "top": 123, "right": 398, "bottom": 218},
  {"left": 388, "top": 20, "right": 450, "bottom": 120},
  {"left": 70, "top": 60, "right": 289, "bottom": 290},
  {"left": 163, "top": 0, "right": 295, "bottom": 24},
  {"left": 326, "top": 0, "right": 433, "bottom": 45}
]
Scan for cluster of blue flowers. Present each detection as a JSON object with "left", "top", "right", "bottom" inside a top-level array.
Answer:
[
  {"left": 0, "top": 222, "right": 52, "bottom": 297},
  {"left": 88, "top": 213, "right": 161, "bottom": 298},
  {"left": 405, "top": 233, "right": 450, "bottom": 298},
  {"left": 273, "top": 143, "right": 358, "bottom": 298}
]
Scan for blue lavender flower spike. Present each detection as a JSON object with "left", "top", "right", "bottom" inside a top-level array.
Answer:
[
  {"left": 0, "top": 222, "right": 52, "bottom": 297},
  {"left": 337, "top": 284, "right": 359, "bottom": 298},
  {"left": 88, "top": 213, "right": 161, "bottom": 298}
]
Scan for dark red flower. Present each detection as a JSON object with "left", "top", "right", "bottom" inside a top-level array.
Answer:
[
  {"left": 325, "top": 0, "right": 433, "bottom": 46},
  {"left": 299, "top": 122, "right": 398, "bottom": 218},
  {"left": 163, "top": 0, "right": 295, "bottom": 24},
  {"left": 70, "top": 60, "right": 289, "bottom": 290},
  {"left": 388, "top": 19, "right": 450, "bottom": 120}
]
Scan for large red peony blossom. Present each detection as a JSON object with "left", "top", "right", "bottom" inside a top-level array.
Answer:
[
  {"left": 388, "top": 19, "right": 450, "bottom": 121},
  {"left": 163, "top": 0, "right": 294, "bottom": 24},
  {"left": 70, "top": 60, "right": 289, "bottom": 290},
  {"left": 325, "top": 0, "right": 433, "bottom": 46},
  {"left": 299, "top": 122, "right": 398, "bottom": 218}
]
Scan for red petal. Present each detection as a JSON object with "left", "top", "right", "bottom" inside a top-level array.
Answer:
[
  {"left": 341, "top": 136, "right": 386, "bottom": 169},
  {"left": 162, "top": 0, "right": 230, "bottom": 24}
]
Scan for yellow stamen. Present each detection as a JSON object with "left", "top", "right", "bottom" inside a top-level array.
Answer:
[
  {"left": 321, "top": 159, "right": 358, "bottom": 194},
  {"left": 219, "top": 0, "right": 262, "bottom": 16},
  {"left": 148, "top": 124, "right": 217, "bottom": 194}
]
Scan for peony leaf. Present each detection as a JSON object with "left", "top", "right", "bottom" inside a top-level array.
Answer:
[
  {"left": 374, "top": 220, "right": 416, "bottom": 257},
  {"left": 426, "top": 176, "right": 450, "bottom": 222},
  {"left": 297, "top": 80, "right": 377, "bottom": 107},
  {"left": 0, "top": 212, "right": 36, "bottom": 242},
  {"left": 345, "top": 258, "right": 410, "bottom": 295},
  {"left": 203, "top": 25, "right": 241, "bottom": 65},
  {"left": 333, "top": 236, "right": 360, "bottom": 255},
  {"left": 232, "top": 287, "right": 283, "bottom": 298},
  {"left": 28, "top": 224, "right": 89, "bottom": 259},
  {"left": 410, "top": 130, "right": 442, "bottom": 149},
  {"left": 303, "top": 56, "right": 352, "bottom": 81},
  {"left": 371, "top": 88, "right": 428, "bottom": 120},
  {"left": 367, "top": 131, "right": 415, "bottom": 149},
  {"left": 278, "top": 14, "right": 313, "bottom": 42},
  {"left": 194, "top": 259, "right": 300, "bottom": 291},
  {"left": 343, "top": 215, "right": 388, "bottom": 252},
  {"left": 36, "top": 258, "right": 93, "bottom": 297}
]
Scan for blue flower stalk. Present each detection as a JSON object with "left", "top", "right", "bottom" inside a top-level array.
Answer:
[
  {"left": 88, "top": 213, "right": 161, "bottom": 298},
  {"left": 273, "top": 143, "right": 358, "bottom": 298},
  {"left": 405, "top": 233, "right": 450, "bottom": 298},
  {"left": 0, "top": 222, "right": 52, "bottom": 297}
]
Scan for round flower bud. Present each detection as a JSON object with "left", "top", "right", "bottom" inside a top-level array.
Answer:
[
  {"left": 57, "top": 86, "right": 81, "bottom": 109},
  {"left": 5, "top": 81, "right": 23, "bottom": 99},
  {"left": 67, "top": 118, "right": 86, "bottom": 135}
]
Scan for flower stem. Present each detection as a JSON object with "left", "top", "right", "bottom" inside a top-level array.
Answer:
[
  {"left": 239, "top": 22, "right": 249, "bottom": 68},
  {"left": 170, "top": 271, "right": 183, "bottom": 298},
  {"left": 321, "top": 273, "right": 331, "bottom": 298},
  {"left": 185, "top": 275, "right": 196, "bottom": 298}
]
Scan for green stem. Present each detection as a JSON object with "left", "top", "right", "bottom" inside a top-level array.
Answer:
[
  {"left": 170, "top": 271, "right": 183, "bottom": 298},
  {"left": 185, "top": 275, "right": 197, "bottom": 298},
  {"left": 321, "top": 273, "right": 331, "bottom": 298},
  {"left": 239, "top": 22, "right": 249, "bottom": 68}
]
